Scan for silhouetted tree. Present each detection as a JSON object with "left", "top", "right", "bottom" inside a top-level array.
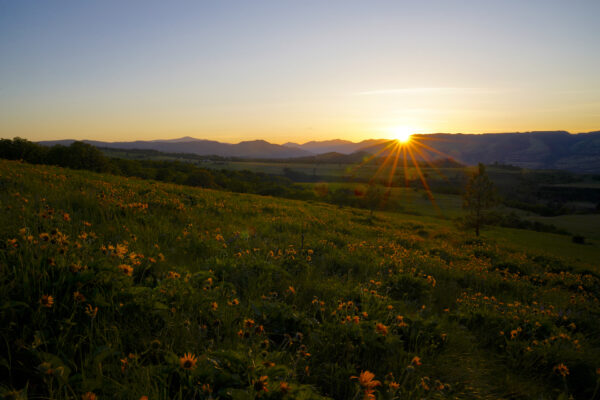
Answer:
[
  {"left": 462, "top": 163, "right": 497, "bottom": 236},
  {"left": 363, "top": 182, "right": 384, "bottom": 216}
]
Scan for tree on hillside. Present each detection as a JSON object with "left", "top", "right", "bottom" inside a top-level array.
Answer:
[
  {"left": 462, "top": 163, "right": 497, "bottom": 236},
  {"left": 363, "top": 181, "right": 384, "bottom": 217}
]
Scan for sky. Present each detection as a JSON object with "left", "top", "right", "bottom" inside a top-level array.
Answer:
[{"left": 1, "top": 0, "right": 599, "bottom": 144}]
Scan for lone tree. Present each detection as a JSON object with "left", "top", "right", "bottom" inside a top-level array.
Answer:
[
  {"left": 462, "top": 163, "right": 497, "bottom": 236},
  {"left": 363, "top": 181, "right": 384, "bottom": 217}
]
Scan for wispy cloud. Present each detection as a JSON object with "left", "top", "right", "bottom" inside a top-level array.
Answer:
[{"left": 355, "top": 87, "right": 501, "bottom": 96}]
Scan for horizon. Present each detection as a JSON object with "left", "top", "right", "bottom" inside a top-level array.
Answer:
[
  {"left": 28, "top": 130, "right": 599, "bottom": 147},
  {"left": 1, "top": 1, "right": 600, "bottom": 143}
]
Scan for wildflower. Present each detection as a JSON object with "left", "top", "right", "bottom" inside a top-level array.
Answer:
[
  {"left": 85, "top": 304, "right": 98, "bottom": 318},
  {"left": 63, "top": 213, "right": 70, "bottom": 221},
  {"left": 211, "top": 302, "right": 218, "bottom": 311},
  {"left": 118, "top": 264, "right": 133, "bottom": 276},
  {"left": 82, "top": 393, "right": 97, "bottom": 400},
  {"left": 201, "top": 383, "right": 212, "bottom": 393},
  {"left": 351, "top": 370, "right": 381, "bottom": 390},
  {"left": 167, "top": 271, "right": 180, "bottom": 279},
  {"left": 411, "top": 356, "right": 422, "bottom": 366},
  {"left": 375, "top": 323, "right": 388, "bottom": 336},
  {"left": 244, "top": 319, "right": 255, "bottom": 328},
  {"left": 553, "top": 363, "right": 569, "bottom": 377},
  {"left": 180, "top": 353, "right": 198, "bottom": 370},
  {"left": 388, "top": 381, "right": 400, "bottom": 390},
  {"left": 120, "top": 357, "right": 128, "bottom": 372},
  {"left": 73, "top": 291, "right": 85, "bottom": 302},
  {"left": 40, "top": 295, "right": 54, "bottom": 308},
  {"left": 279, "top": 381, "right": 291, "bottom": 394},
  {"left": 70, "top": 263, "right": 84, "bottom": 273},
  {"left": 231, "top": 298, "right": 239, "bottom": 305},
  {"left": 140, "top": 397, "right": 148, "bottom": 400},
  {"left": 288, "top": 286, "right": 296, "bottom": 295},
  {"left": 253, "top": 375, "right": 269, "bottom": 393},
  {"left": 510, "top": 329, "right": 519, "bottom": 339},
  {"left": 363, "top": 389, "right": 376, "bottom": 400}
]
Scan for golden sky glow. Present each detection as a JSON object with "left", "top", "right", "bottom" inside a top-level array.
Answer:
[{"left": 1, "top": 2, "right": 599, "bottom": 143}]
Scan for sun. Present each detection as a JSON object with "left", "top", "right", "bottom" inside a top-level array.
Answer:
[{"left": 389, "top": 126, "right": 414, "bottom": 143}]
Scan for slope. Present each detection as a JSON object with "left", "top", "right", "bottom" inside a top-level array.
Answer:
[{"left": 1, "top": 160, "right": 599, "bottom": 399}]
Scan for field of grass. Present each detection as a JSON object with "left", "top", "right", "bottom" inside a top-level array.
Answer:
[
  {"left": 300, "top": 182, "right": 465, "bottom": 219},
  {"left": 1, "top": 159, "right": 600, "bottom": 399},
  {"left": 525, "top": 214, "right": 600, "bottom": 242}
]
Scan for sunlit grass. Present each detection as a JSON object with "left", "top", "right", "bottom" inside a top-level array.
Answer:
[{"left": 1, "top": 159, "right": 598, "bottom": 399}]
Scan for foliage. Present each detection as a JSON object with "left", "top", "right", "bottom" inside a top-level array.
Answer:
[
  {"left": 462, "top": 163, "right": 498, "bottom": 236},
  {"left": 1, "top": 160, "right": 599, "bottom": 399}
]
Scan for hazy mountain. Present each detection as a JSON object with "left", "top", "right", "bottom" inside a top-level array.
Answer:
[
  {"left": 38, "top": 138, "right": 311, "bottom": 159},
  {"left": 357, "top": 131, "right": 600, "bottom": 172},
  {"left": 36, "top": 131, "right": 600, "bottom": 171},
  {"left": 283, "top": 139, "right": 389, "bottom": 154}
]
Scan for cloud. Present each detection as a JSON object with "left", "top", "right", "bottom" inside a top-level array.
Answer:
[{"left": 355, "top": 87, "right": 500, "bottom": 96}]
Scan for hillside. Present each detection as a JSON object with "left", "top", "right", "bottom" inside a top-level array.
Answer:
[
  {"left": 359, "top": 131, "right": 600, "bottom": 172},
  {"left": 1, "top": 160, "right": 599, "bottom": 399}
]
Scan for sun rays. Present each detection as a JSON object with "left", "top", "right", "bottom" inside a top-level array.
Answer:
[{"left": 349, "top": 134, "right": 458, "bottom": 213}]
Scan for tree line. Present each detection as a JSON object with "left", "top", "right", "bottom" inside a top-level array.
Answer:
[{"left": 0, "top": 138, "right": 304, "bottom": 197}]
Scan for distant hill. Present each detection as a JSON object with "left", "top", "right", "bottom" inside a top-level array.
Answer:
[
  {"left": 36, "top": 131, "right": 600, "bottom": 171},
  {"left": 38, "top": 138, "right": 311, "bottom": 159},
  {"left": 283, "top": 139, "right": 389, "bottom": 154},
  {"left": 268, "top": 151, "right": 374, "bottom": 164},
  {"left": 356, "top": 131, "right": 600, "bottom": 173}
]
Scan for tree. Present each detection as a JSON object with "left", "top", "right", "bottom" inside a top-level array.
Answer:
[
  {"left": 363, "top": 181, "right": 384, "bottom": 217},
  {"left": 462, "top": 163, "right": 497, "bottom": 236}
]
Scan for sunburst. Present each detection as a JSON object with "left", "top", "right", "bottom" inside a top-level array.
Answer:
[
  {"left": 389, "top": 126, "right": 414, "bottom": 143},
  {"left": 349, "top": 133, "right": 458, "bottom": 213}
]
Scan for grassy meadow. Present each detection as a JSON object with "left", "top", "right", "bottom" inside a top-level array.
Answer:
[{"left": 1, "top": 159, "right": 600, "bottom": 399}]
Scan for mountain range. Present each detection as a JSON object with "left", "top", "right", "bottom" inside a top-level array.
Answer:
[
  {"left": 37, "top": 131, "right": 600, "bottom": 172},
  {"left": 38, "top": 138, "right": 311, "bottom": 159},
  {"left": 361, "top": 131, "right": 600, "bottom": 172}
]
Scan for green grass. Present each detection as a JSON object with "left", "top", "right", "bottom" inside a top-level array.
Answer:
[
  {"left": 486, "top": 225, "right": 600, "bottom": 266},
  {"left": 525, "top": 214, "right": 600, "bottom": 241},
  {"left": 1, "top": 159, "right": 599, "bottom": 399}
]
